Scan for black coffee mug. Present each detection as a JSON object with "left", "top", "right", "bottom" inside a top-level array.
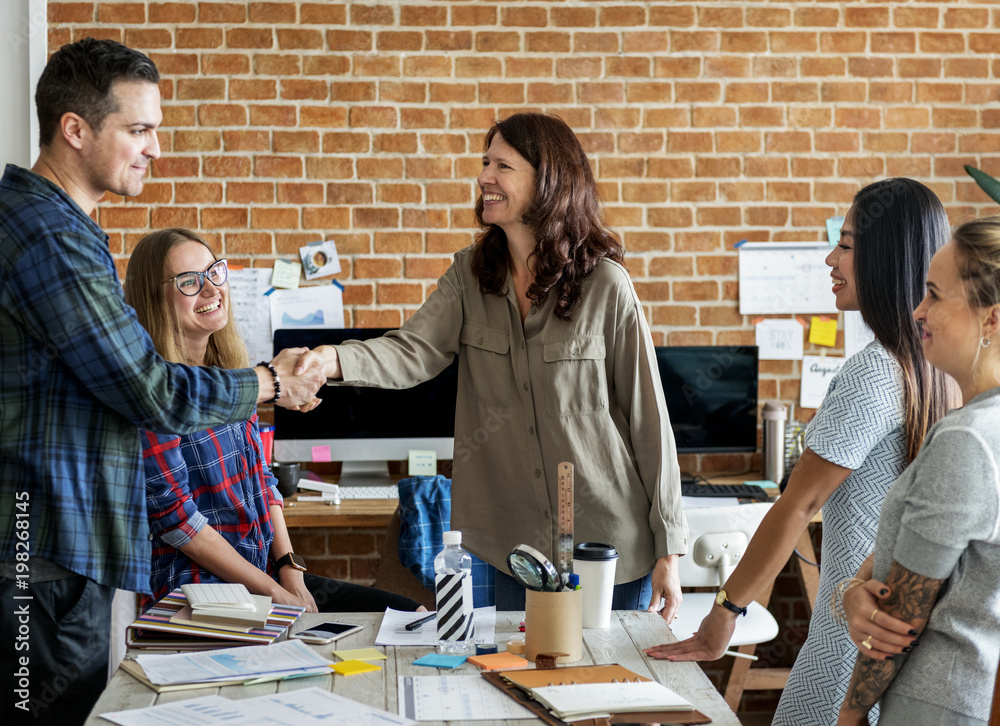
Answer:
[{"left": 271, "top": 461, "right": 300, "bottom": 498}]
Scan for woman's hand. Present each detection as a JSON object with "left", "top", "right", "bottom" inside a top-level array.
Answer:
[
  {"left": 648, "top": 555, "right": 682, "bottom": 623},
  {"left": 643, "top": 604, "right": 736, "bottom": 661},
  {"left": 836, "top": 705, "right": 870, "bottom": 726},
  {"left": 845, "top": 579, "right": 916, "bottom": 659},
  {"left": 276, "top": 568, "right": 318, "bottom": 613}
]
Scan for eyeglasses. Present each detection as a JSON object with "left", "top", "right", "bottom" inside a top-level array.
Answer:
[{"left": 163, "top": 258, "right": 229, "bottom": 296}]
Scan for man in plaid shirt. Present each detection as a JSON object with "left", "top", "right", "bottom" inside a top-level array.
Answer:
[{"left": 0, "top": 39, "right": 323, "bottom": 724}]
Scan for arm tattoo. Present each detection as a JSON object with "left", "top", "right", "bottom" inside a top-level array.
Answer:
[{"left": 843, "top": 561, "right": 946, "bottom": 713}]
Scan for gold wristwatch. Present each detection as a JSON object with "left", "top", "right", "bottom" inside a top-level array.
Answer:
[
  {"left": 274, "top": 552, "right": 307, "bottom": 573},
  {"left": 715, "top": 589, "right": 748, "bottom": 616}
]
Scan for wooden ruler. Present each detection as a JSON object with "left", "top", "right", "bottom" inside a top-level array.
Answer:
[{"left": 556, "top": 461, "right": 575, "bottom": 587}]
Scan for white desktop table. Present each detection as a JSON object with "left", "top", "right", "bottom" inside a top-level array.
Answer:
[{"left": 86, "top": 610, "right": 741, "bottom": 725}]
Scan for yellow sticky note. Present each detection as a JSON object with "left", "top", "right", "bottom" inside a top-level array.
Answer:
[
  {"left": 271, "top": 259, "right": 302, "bottom": 289},
  {"left": 809, "top": 316, "right": 838, "bottom": 347},
  {"left": 333, "top": 648, "right": 386, "bottom": 662},
  {"left": 331, "top": 659, "right": 382, "bottom": 676}
]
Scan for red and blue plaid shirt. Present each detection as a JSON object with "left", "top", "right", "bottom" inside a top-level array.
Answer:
[{"left": 142, "top": 414, "right": 282, "bottom": 603}]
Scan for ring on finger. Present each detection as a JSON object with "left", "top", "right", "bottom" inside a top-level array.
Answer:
[
  {"left": 870, "top": 607, "right": 879, "bottom": 623},
  {"left": 862, "top": 635, "right": 873, "bottom": 649}
]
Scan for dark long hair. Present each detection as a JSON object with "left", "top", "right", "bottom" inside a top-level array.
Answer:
[
  {"left": 470, "top": 113, "right": 624, "bottom": 320},
  {"left": 852, "top": 178, "right": 959, "bottom": 460}
]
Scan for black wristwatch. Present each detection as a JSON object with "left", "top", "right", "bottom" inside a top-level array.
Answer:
[
  {"left": 715, "top": 589, "right": 748, "bottom": 617},
  {"left": 274, "top": 552, "right": 307, "bottom": 573}
]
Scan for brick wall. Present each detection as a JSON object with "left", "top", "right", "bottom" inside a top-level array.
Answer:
[{"left": 48, "top": 2, "right": 1000, "bottom": 477}]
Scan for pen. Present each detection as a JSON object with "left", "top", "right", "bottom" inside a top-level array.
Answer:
[
  {"left": 405, "top": 613, "right": 436, "bottom": 631},
  {"left": 724, "top": 650, "right": 759, "bottom": 661}
]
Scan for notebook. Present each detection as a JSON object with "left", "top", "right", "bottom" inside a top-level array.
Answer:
[{"left": 530, "top": 681, "right": 694, "bottom": 720}]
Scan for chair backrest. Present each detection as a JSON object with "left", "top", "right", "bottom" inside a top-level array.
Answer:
[{"left": 678, "top": 502, "right": 773, "bottom": 588}]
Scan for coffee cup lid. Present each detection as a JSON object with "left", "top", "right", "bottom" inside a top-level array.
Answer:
[{"left": 572, "top": 542, "right": 618, "bottom": 560}]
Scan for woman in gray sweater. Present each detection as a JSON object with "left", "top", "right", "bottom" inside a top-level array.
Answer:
[{"left": 838, "top": 217, "right": 1000, "bottom": 725}]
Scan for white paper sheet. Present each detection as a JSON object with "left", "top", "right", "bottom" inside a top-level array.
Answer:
[
  {"left": 101, "top": 687, "right": 415, "bottom": 726},
  {"left": 227, "top": 268, "right": 274, "bottom": 363},
  {"left": 375, "top": 607, "right": 496, "bottom": 647},
  {"left": 681, "top": 496, "right": 742, "bottom": 509},
  {"left": 755, "top": 319, "right": 805, "bottom": 361},
  {"left": 844, "top": 310, "right": 875, "bottom": 359},
  {"left": 738, "top": 242, "right": 839, "bottom": 315},
  {"left": 397, "top": 675, "right": 534, "bottom": 721},
  {"left": 800, "top": 354, "right": 847, "bottom": 409},
  {"left": 270, "top": 285, "right": 344, "bottom": 331},
  {"left": 135, "top": 639, "right": 331, "bottom": 685}
]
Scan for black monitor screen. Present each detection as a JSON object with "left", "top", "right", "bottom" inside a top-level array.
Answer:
[
  {"left": 272, "top": 328, "right": 458, "bottom": 441},
  {"left": 655, "top": 346, "right": 759, "bottom": 454}
]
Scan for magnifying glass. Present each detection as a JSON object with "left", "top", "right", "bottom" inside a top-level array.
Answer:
[{"left": 507, "top": 544, "right": 561, "bottom": 592}]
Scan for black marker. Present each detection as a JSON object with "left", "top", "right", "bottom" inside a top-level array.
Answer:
[{"left": 405, "top": 613, "right": 436, "bottom": 631}]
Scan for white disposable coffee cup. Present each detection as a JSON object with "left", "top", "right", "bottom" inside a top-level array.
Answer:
[{"left": 572, "top": 542, "right": 618, "bottom": 629}]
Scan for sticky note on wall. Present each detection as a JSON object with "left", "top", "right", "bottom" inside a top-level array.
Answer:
[{"left": 808, "top": 316, "right": 838, "bottom": 347}]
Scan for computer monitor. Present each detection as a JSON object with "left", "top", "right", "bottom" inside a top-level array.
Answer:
[
  {"left": 272, "top": 328, "right": 458, "bottom": 486},
  {"left": 655, "top": 345, "right": 759, "bottom": 455}
]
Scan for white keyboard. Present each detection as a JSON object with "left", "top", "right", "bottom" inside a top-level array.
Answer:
[{"left": 336, "top": 485, "right": 399, "bottom": 500}]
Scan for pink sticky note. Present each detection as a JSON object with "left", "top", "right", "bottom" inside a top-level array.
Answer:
[{"left": 311, "top": 445, "right": 332, "bottom": 463}]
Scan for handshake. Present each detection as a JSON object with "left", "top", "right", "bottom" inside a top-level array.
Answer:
[{"left": 258, "top": 345, "right": 342, "bottom": 412}]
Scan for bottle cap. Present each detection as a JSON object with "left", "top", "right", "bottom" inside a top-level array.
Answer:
[{"left": 443, "top": 530, "right": 461, "bottom": 545}]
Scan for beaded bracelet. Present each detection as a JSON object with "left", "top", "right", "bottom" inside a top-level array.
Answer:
[
  {"left": 258, "top": 361, "right": 282, "bottom": 404},
  {"left": 830, "top": 576, "right": 865, "bottom": 626}
]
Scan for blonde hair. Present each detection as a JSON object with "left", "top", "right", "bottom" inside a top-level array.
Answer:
[
  {"left": 952, "top": 217, "right": 1000, "bottom": 310},
  {"left": 124, "top": 229, "right": 249, "bottom": 369}
]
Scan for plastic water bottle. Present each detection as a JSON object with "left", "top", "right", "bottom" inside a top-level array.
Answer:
[{"left": 434, "top": 530, "right": 474, "bottom": 654}]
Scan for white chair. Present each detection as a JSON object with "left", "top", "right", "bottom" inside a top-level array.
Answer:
[{"left": 673, "top": 502, "right": 782, "bottom": 710}]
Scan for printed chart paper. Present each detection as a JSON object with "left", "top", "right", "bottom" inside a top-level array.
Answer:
[
  {"left": 397, "top": 675, "right": 534, "bottom": 721},
  {"left": 270, "top": 285, "right": 344, "bottom": 331},
  {"left": 227, "top": 268, "right": 273, "bottom": 363}
]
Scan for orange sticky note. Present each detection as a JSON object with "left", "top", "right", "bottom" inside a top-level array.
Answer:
[
  {"left": 808, "top": 316, "right": 838, "bottom": 347},
  {"left": 467, "top": 652, "right": 530, "bottom": 671}
]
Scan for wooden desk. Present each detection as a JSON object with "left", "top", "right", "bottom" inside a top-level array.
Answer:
[
  {"left": 282, "top": 495, "right": 398, "bottom": 528},
  {"left": 86, "top": 611, "right": 741, "bottom": 725}
]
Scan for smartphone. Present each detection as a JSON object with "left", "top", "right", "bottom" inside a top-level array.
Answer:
[{"left": 291, "top": 621, "right": 364, "bottom": 644}]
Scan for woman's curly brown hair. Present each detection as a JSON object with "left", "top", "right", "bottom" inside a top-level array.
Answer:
[{"left": 470, "top": 113, "right": 624, "bottom": 320}]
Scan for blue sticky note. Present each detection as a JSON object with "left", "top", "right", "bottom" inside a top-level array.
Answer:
[
  {"left": 826, "top": 216, "right": 845, "bottom": 246},
  {"left": 745, "top": 480, "right": 779, "bottom": 489},
  {"left": 413, "top": 654, "right": 467, "bottom": 669}
]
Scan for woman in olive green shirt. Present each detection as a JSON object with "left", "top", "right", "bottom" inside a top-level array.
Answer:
[{"left": 319, "top": 113, "right": 688, "bottom": 619}]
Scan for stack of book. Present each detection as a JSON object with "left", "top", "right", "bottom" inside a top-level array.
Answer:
[{"left": 127, "top": 583, "right": 305, "bottom": 650}]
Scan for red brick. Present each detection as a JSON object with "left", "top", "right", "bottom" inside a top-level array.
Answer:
[
  {"left": 885, "top": 108, "right": 929, "bottom": 129},
  {"left": 721, "top": 32, "right": 766, "bottom": 52},
  {"left": 802, "top": 57, "right": 845, "bottom": 77},
  {"left": 349, "top": 107, "right": 397, "bottom": 128},
  {"left": 623, "top": 31, "right": 669, "bottom": 54},
  {"left": 530, "top": 82, "right": 575, "bottom": 104},
  {"left": 697, "top": 207, "right": 742, "bottom": 227},
  {"left": 900, "top": 58, "right": 942, "bottom": 78},
  {"left": 771, "top": 32, "right": 817, "bottom": 53},
  {"left": 227, "top": 182, "right": 274, "bottom": 204},
  {"left": 699, "top": 7, "right": 743, "bottom": 28},
  {"left": 821, "top": 82, "right": 866, "bottom": 103},
  {"left": 764, "top": 132, "right": 811, "bottom": 153},
  {"left": 274, "top": 183, "right": 322, "bottom": 205},
  {"left": 175, "top": 130, "right": 221, "bottom": 152},
  {"left": 820, "top": 32, "right": 866, "bottom": 54},
  {"left": 301, "top": 3, "right": 347, "bottom": 24},
  {"left": 351, "top": 4, "right": 394, "bottom": 25},
  {"left": 248, "top": 103, "right": 295, "bottom": 126},
  {"left": 97, "top": 2, "right": 144, "bottom": 23},
  {"left": 745, "top": 157, "right": 789, "bottom": 177},
  {"left": 835, "top": 108, "right": 881, "bottom": 129},
  {"left": 946, "top": 59, "right": 988, "bottom": 79},
  {"left": 231, "top": 79, "right": 277, "bottom": 101},
  {"left": 745, "top": 207, "right": 788, "bottom": 227},
  {"left": 895, "top": 8, "right": 938, "bottom": 28},
  {"left": 838, "top": 158, "right": 884, "bottom": 178},
  {"left": 400, "top": 5, "right": 446, "bottom": 26},
  {"left": 454, "top": 5, "right": 497, "bottom": 26},
  {"left": 652, "top": 306, "right": 697, "bottom": 326},
  {"left": 619, "top": 182, "right": 668, "bottom": 206},
  {"left": 752, "top": 57, "right": 796, "bottom": 77},
  {"left": 326, "top": 183, "right": 373, "bottom": 205},
  {"left": 789, "top": 108, "right": 831, "bottom": 128},
  {"left": 705, "top": 57, "right": 749, "bottom": 78},
  {"left": 250, "top": 207, "right": 299, "bottom": 229},
  {"left": 374, "top": 232, "right": 422, "bottom": 253},
  {"left": 646, "top": 158, "right": 693, "bottom": 179},
  {"left": 325, "top": 30, "right": 372, "bottom": 52},
  {"left": 258, "top": 54, "right": 303, "bottom": 75},
  {"left": 150, "top": 206, "right": 197, "bottom": 229},
  {"left": 427, "top": 31, "right": 473, "bottom": 52},
  {"left": 423, "top": 134, "right": 467, "bottom": 154},
  {"left": 862, "top": 133, "right": 908, "bottom": 153},
  {"left": 654, "top": 57, "right": 701, "bottom": 78},
  {"left": 720, "top": 182, "right": 764, "bottom": 202},
  {"left": 177, "top": 28, "right": 223, "bottom": 49},
  {"left": 670, "top": 31, "right": 718, "bottom": 53},
  {"left": 916, "top": 83, "right": 963, "bottom": 103},
  {"left": 357, "top": 158, "right": 404, "bottom": 179},
  {"left": 945, "top": 8, "right": 989, "bottom": 28},
  {"left": 959, "top": 134, "right": 1000, "bottom": 153},
  {"left": 125, "top": 28, "right": 172, "bottom": 49},
  {"left": 300, "top": 106, "right": 349, "bottom": 128},
  {"left": 870, "top": 82, "right": 913, "bottom": 103},
  {"left": 716, "top": 131, "right": 761, "bottom": 153},
  {"left": 934, "top": 108, "right": 978, "bottom": 128},
  {"left": 456, "top": 57, "right": 502, "bottom": 78},
  {"left": 254, "top": 156, "right": 302, "bottom": 178},
  {"left": 222, "top": 130, "right": 271, "bottom": 151},
  {"left": 302, "top": 206, "right": 351, "bottom": 229},
  {"left": 848, "top": 57, "right": 893, "bottom": 78},
  {"left": 202, "top": 156, "right": 250, "bottom": 177},
  {"left": 845, "top": 7, "right": 889, "bottom": 27},
  {"left": 201, "top": 207, "right": 248, "bottom": 229},
  {"left": 479, "top": 31, "right": 522, "bottom": 53},
  {"left": 607, "top": 57, "right": 652, "bottom": 78},
  {"left": 574, "top": 32, "right": 618, "bottom": 53},
  {"left": 198, "top": 104, "right": 248, "bottom": 127},
  {"left": 224, "top": 233, "right": 272, "bottom": 255},
  {"left": 920, "top": 32, "right": 965, "bottom": 54},
  {"left": 767, "top": 182, "right": 810, "bottom": 203},
  {"left": 502, "top": 7, "right": 547, "bottom": 28},
  {"left": 227, "top": 28, "right": 274, "bottom": 49},
  {"left": 277, "top": 29, "right": 324, "bottom": 50},
  {"left": 794, "top": 7, "right": 838, "bottom": 27},
  {"left": 723, "top": 83, "right": 767, "bottom": 104},
  {"left": 675, "top": 82, "right": 721, "bottom": 103},
  {"left": 481, "top": 83, "right": 525, "bottom": 104}
]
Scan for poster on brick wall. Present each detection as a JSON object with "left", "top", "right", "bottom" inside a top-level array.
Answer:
[
  {"left": 228, "top": 268, "right": 273, "bottom": 364},
  {"left": 738, "top": 242, "right": 839, "bottom": 315}
]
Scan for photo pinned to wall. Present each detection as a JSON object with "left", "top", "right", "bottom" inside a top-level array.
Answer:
[{"left": 299, "top": 240, "right": 341, "bottom": 280}]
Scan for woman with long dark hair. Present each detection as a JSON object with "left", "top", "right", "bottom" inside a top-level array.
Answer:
[
  {"left": 316, "top": 113, "right": 688, "bottom": 618},
  {"left": 645, "top": 178, "right": 958, "bottom": 725}
]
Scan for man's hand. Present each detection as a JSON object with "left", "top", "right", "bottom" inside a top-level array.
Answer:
[
  {"left": 643, "top": 603, "right": 736, "bottom": 661},
  {"left": 648, "top": 555, "right": 682, "bottom": 623},
  {"left": 269, "top": 347, "right": 325, "bottom": 410}
]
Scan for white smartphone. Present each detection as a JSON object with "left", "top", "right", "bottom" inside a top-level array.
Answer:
[{"left": 291, "top": 621, "right": 364, "bottom": 644}]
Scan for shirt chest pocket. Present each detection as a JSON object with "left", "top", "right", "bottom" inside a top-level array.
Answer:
[
  {"left": 543, "top": 337, "right": 608, "bottom": 416},
  {"left": 460, "top": 322, "right": 511, "bottom": 407}
]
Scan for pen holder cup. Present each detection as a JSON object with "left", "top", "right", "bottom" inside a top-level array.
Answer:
[{"left": 524, "top": 588, "right": 583, "bottom": 664}]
